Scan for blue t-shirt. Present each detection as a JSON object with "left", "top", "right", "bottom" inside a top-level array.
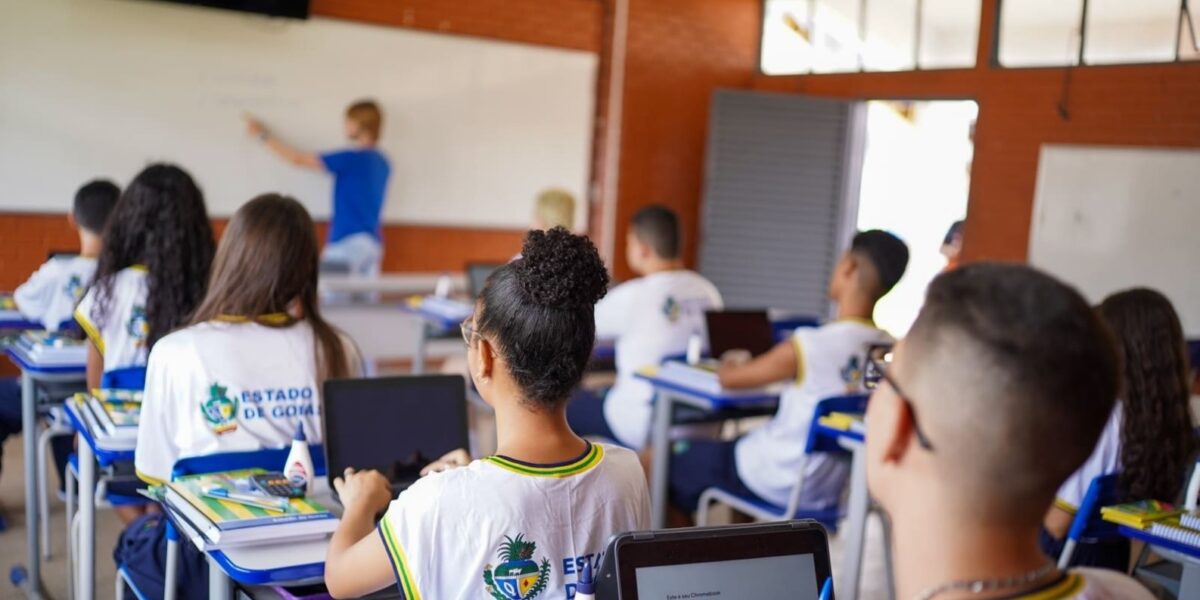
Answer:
[{"left": 319, "top": 148, "right": 391, "bottom": 242}]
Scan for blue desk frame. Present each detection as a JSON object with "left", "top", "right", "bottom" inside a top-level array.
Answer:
[
  {"left": 635, "top": 370, "right": 779, "bottom": 530},
  {"left": 5, "top": 346, "right": 86, "bottom": 599},
  {"left": 1119, "top": 525, "right": 1200, "bottom": 597}
]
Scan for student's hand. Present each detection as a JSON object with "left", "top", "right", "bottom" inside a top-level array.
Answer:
[
  {"left": 719, "top": 349, "right": 753, "bottom": 367},
  {"left": 420, "top": 448, "right": 471, "bottom": 476},
  {"left": 333, "top": 468, "right": 393, "bottom": 515},
  {"left": 243, "top": 114, "right": 267, "bottom": 139}
]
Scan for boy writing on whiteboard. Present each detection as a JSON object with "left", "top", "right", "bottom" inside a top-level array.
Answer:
[{"left": 244, "top": 100, "right": 391, "bottom": 277}]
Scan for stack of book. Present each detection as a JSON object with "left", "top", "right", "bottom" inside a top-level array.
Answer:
[
  {"left": 1100, "top": 499, "right": 1181, "bottom": 529},
  {"left": 15, "top": 330, "right": 86, "bottom": 365},
  {"left": 161, "top": 470, "right": 338, "bottom": 549},
  {"left": 81, "top": 390, "right": 143, "bottom": 440}
]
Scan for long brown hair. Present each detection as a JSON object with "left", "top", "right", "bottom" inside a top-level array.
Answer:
[
  {"left": 1099, "top": 288, "right": 1196, "bottom": 501},
  {"left": 190, "top": 194, "right": 351, "bottom": 382}
]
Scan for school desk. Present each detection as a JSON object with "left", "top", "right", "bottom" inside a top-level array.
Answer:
[
  {"left": 4, "top": 344, "right": 86, "bottom": 600},
  {"left": 634, "top": 367, "right": 780, "bottom": 529},
  {"left": 62, "top": 397, "right": 137, "bottom": 600},
  {"left": 163, "top": 480, "right": 336, "bottom": 600},
  {"left": 1119, "top": 525, "right": 1200, "bottom": 597},
  {"left": 400, "top": 295, "right": 474, "bottom": 374}
]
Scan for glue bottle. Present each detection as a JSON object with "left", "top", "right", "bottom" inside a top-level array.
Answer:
[
  {"left": 283, "top": 422, "right": 314, "bottom": 493},
  {"left": 575, "top": 560, "right": 596, "bottom": 600}
]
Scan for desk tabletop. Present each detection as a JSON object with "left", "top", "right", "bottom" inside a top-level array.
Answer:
[
  {"left": 1119, "top": 525, "right": 1200, "bottom": 563},
  {"left": 635, "top": 367, "right": 780, "bottom": 409},
  {"left": 5, "top": 344, "right": 87, "bottom": 375}
]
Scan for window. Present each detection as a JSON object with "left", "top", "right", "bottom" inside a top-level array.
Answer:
[
  {"left": 998, "top": 0, "right": 1199, "bottom": 67},
  {"left": 760, "top": 0, "right": 982, "bottom": 75}
]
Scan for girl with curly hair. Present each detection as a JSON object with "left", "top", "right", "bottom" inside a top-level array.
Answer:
[
  {"left": 324, "top": 228, "right": 651, "bottom": 599},
  {"left": 1044, "top": 288, "right": 1197, "bottom": 567},
  {"left": 75, "top": 163, "right": 215, "bottom": 523}
]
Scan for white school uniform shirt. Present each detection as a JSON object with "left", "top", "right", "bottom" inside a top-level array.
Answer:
[
  {"left": 134, "top": 319, "right": 362, "bottom": 483},
  {"left": 14, "top": 255, "right": 97, "bottom": 332},
  {"left": 595, "top": 270, "right": 723, "bottom": 448},
  {"left": 377, "top": 443, "right": 650, "bottom": 600},
  {"left": 74, "top": 266, "right": 150, "bottom": 373},
  {"left": 1055, "top": 405, "right": 1123, "bottom": 513},
  {"left": 735, "top": 319, "right": 891, "bottom": 508}
]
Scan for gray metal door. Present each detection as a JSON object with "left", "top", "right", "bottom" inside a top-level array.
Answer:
[{"left": 698, "top": 90, "right": 865, "bottom": 317}]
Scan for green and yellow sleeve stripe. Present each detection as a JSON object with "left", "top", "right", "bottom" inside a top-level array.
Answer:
[
  {"left": 378, "top": 517, "right": 422, "bottom": 600},
  {"left": 74, "top": 307, "right": 104, "bottom": 355}
]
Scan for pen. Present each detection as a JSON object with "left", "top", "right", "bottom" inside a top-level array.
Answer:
[
  {"left": 203, "top": 487, "right": 291, "bottom": 512},
  {"left": 819, "top": 577, "right": 833, "bottom": 600}
]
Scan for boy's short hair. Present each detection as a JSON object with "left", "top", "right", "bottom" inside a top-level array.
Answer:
[
  {"left": 535, "top": 189, "right": 576, "bottom": 230},
  {"left": 630, "top": 205, "right": 681, "bottom": 260},
  {"left": 73, "top": 179, "right": 120, "bottom": 234},
  {"left": 345, "top": 100, "right": 383, "bottom": 141},
  {"left": 905, "top": 263, "right": 1119, "bottom": 521},
  {"left": 851, "top": 230, "right": 908, "bottom": 297}
]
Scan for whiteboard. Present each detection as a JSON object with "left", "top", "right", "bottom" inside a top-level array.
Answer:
[
  {"left": 1029, "top": 145, "right": 1200, "bottom": 336},
  {"left": 0, "top": 0, "right": 596, "bottom": 229}
]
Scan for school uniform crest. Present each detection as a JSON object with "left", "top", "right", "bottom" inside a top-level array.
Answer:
[
  {"left": 65, "top": 275, "right": 84, "bottom": 300},
  {"left": 840, "top": 355, "right": 863, "bottom": 392},
  {"left": 661, "top": 296, "right": 681, "bottom": 323},
  {"left": 127, "top": 305, "right": 149, "bottom": 345},
  {"left": 482, "top": 534, "right": 551, "bottom": 600},
  {"left": 201, "top": 382, "right": 239, "bottom": 435}
]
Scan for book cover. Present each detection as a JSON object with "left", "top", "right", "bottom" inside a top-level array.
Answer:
[
  {"left": 88, "top": 396, "right": 140, "bottom": 428},
  {"left": 1101, "top": 499, "right": 1180, "bottom": 529},
  {"left": 168, "top": 470, "right": 334, "bottom": 532},
  {"left": 93, "top": 389, "right": 143, "bottom": 403}
]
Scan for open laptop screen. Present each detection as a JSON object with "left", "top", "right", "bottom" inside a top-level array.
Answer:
[
  {"left": 322, "top": 375, "right": 469, "bottom": 490},
  {"left": 635, "top": 554, "right": 819, "bottom": 599}
]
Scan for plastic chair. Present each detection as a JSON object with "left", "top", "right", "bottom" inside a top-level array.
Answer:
[
  {"left": 1056, "top": 473, "right": 1121, "bottom": 569},
  {"left": 117, "top": 446, "right": 327, "bottom": 600},
  {"left": 101, "top": 366, "right": 148, "bottom": 391},
  {"left": 697, "top": 393, "right": 868, "bottom": 532}
]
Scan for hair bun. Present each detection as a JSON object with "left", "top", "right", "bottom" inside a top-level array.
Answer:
[{"left": 513, "top": 227, "right": 609, "bottom": 309}]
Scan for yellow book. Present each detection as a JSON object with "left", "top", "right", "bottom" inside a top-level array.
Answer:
[{"left": 1100, "top": 500, "right": 1180, "bottom": 529}]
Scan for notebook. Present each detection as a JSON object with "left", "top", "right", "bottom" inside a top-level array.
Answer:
[
  {"left": 1148, "top": 518, "right": 1200, "bottom": 548},
  {"left": 1181, "top": 511, "right": 1200, "bottom": 531},
  {"left": 83, "top": 392, "right": 141, "bottom": 437},
  {"left": 16, "top": 330, "right": 86, "bottom": 365},
  {"left": 162, "top": 469, "right": 337, "bottom": 548},
  {"left": 1100, "top": 499, "right": 1181, "bottom": 529}
]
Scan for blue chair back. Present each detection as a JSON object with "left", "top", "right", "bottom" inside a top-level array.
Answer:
[
  {"left": 101, "top": 366, "right": 147, "bottom": 391},
  {"left": 771, "top": 316, "right": 820, "bottom": 341},
  {"left": 170, "top": 445, "right": 327, "bottom": 480},
  {"left": 1067, "top": 474, "right": 1121, "bottom": 542},
  {"left": 804, "top": 393, "right": 870, "bottom": 455}
]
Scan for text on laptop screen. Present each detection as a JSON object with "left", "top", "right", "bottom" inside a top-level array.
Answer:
[{"left": 634, "top": 554, "right": 819, "bottom": 600}]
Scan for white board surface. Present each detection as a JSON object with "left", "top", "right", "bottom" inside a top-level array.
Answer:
[
  {"left": 1029, "top": 145, "right": 1200, "bottom": 336},
  {"left": 0, "top": 0, "right": 596, "bottom": 229}
]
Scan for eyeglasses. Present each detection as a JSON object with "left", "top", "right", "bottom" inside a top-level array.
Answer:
[
  {"left": 460, "top": 321, "right": 478, "bottom": 347},
  {"left": 864, "top": 344, "right": 935, "bottom": 451}
]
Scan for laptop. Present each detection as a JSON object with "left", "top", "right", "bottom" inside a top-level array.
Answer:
[
  {"left": 705, "top": 310, "right": 776, "bottom": 359},
  {"left": 322, "top": 375, "right": 470, "bottom": 498},
  {"left": 466, "top": 262, "right": 505, "bottom": 298},
  {"left": 593, "top": 521, "right": 834, "bottom": 600}
]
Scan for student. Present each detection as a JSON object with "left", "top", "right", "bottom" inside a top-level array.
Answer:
[
  {"left": 533, "top": 188, "right": 576, "bottom": 231},
  {"left": 75, "top": 164, "right": 214, "bottom": 523},
  {"left": 134, "top": 193, "right": 362, "bottom": 483},
  {"left": 118, "top": 194, "right": 361, "bottom": 598},
  {"left": 15, "top": 179, "right": 119, "bottom": 330},
  {"left": 0, "top": 179, "right": 119, "bottom": 487},
  {"left": 1042, "top": 288, "right": 1197, "bottom": 568},
  {"left": 866, "top": 264, "right": 1152, "bottom": 599},
  {"left": 75, "top": 164, "right": 215, "bottom": 392},
  {"left": 325, "top": 228, "right": 651, "bottom": 599},
  {"left": 568, "top": 204, "right": 723, "bottom": 449},
  {"left": 664, "top": 230, "right": 908, "bottom": 519},
  {"left": 245, "top": 100, "right": 391, "bottom": 277}
]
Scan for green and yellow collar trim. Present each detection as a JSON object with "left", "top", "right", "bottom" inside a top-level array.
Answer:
[{"left": 486, "top": 442, "right": 604, "bottom": 478}]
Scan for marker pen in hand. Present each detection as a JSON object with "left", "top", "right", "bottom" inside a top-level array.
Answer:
[{"left": 575, "top": 560, "right": 596, "bottom": 600}]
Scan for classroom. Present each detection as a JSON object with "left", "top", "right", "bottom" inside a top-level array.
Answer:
[{"left": 0, "top": 0, "right": 1198, "bottom": 599}]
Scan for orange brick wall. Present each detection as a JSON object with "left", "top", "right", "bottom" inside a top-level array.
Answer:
[{"left": 753, "top": 0, "right": 1200, "bottom": 263}]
